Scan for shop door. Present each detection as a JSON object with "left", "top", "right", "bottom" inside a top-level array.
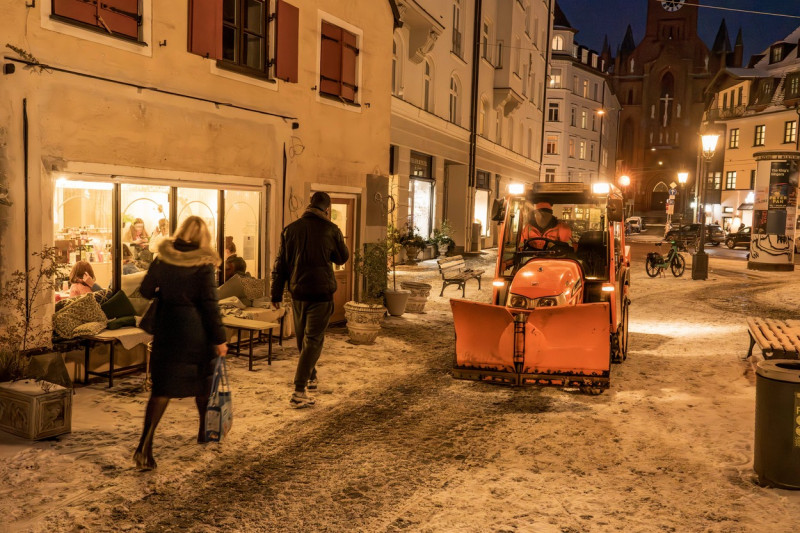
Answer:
[{"left": 330, "top": 197, "right": 355, "bottom": 323}]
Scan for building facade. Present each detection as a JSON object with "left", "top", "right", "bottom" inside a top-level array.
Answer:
[
  {"left": 0, "top": 0, "right": 399, "bottom": 324},
  {"left": 704, "top": 26, "right": 800, "bottom": 233},
  {"left": 542, "top": 4, "right": 619, "bottom": 186},
  {"left": 391, "top": 0, "right": 552, "bottom": 252},
  {"left": 610, "top": 0, "right": 740, "bottom": 219}
]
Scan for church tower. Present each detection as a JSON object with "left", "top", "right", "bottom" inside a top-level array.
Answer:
[{"left": 611, "top": 0, "right": 736, "bottom": 217}]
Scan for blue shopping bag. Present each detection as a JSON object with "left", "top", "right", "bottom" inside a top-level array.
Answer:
[{"left": 205, "top": 357, "right": 233, "bottom": 442}]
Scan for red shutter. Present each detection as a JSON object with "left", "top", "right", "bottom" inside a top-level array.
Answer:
[
  {"left": 100, "top": 0, "right": 139, "bottom": 39},
  {"left": 188, "top": 0, "right": 223, "bottom": 59},
  {"left": 53, "top": 0, "right": 99, "bottom": 27},
  {"left": 275, "top": 0, "right": 299, "bottom": 83},
  {"left": 319, "top": 22, "right": 342, "bottom": 97},
  {"left": 340, "top": 29, "right": 358, "bottom": 102}
]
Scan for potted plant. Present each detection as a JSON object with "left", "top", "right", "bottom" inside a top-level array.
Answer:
[
  {"left": 344, "top": 242, "right": 388, "bottom": 344},
  {"left": 398, "top": 224, "right": 426, "bottom": 264},
  {"left": 384, "top": 224, "right": 410, "bottom": 317},
  {"left": 432, "top": 219, "right": 455, "bottom": 258},
  {"left": 0, "top": 246, "right": 73, "bottom": 440}
]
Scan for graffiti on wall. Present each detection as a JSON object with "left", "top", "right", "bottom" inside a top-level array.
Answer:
[{"left": 750, "top": 233, "right": 792, "bottom": 262}]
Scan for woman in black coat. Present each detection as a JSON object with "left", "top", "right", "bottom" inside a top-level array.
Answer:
[{"left": 134, "top": 216, "right": 228, "bottom": 471}]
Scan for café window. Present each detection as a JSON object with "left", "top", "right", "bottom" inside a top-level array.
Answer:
[
  {"left": 409, "top": 152, "right": 434, "bottom": 238},
  {"left": 52, "top": 0, "right": 142, "bottom": 41},
  {"left": 54, "top": 177, "right": 263, "bottom": 302},
  {"left": 474, "top": 170, "right": 491, "bottom": 237}
]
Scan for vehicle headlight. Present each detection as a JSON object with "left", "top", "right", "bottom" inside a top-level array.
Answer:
[
  {"left": 536, "top": 297, "right": 558, "bottom": 307},
  {"left": 509, "top": 294, "right": 531, "bottom": 309}
]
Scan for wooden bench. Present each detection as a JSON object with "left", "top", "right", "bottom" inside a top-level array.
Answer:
[
  {"left": 222, "top": 317, "right": 281, "bottom": 371},
  {"left": 746, "top": 318, "right": 800, "bottom": 360},
  {"left": 437, "top": 255, "right": 485, "bottom": 298}
]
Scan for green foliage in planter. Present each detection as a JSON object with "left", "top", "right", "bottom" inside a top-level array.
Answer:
[
  {"left": 352, "top": 242, "right": 388, "bottom": 306},
  {"left": 397, "top": 224, "right": 426, "bottom": 250},
  {"left": 0, "top": 246, "right": 68, "bottom": 382},
  {"left": 432, "top": 219, "right": 455, "bottom": 252}
]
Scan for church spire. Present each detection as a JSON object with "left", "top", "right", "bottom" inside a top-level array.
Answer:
[
  {"left": 732, "top": 28, "right": 744, "bottom": 67},
  {"left": 712, "top": 18, "right": 732, "bottom": 54},
  {"left": 620, "top": 25, "right": 636, "bottom": 56}
]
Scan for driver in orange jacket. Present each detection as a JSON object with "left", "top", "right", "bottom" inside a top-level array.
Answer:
[{"left": 520, "top": 202, "right": 573, "bottom": 249}]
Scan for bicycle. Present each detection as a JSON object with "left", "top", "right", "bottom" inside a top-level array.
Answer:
[{"left": 645, "top": 240, "right": 686, "bottom": 277}]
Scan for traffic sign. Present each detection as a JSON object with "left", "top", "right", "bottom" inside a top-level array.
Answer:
[
  {"left": 666, "top": 198, "right": 675, "bottom": 205},
  {"left": 666, "top": 204, "right": 674, "bottom": 214},
  {"left": 669, "top": 188, "right": 677, "bottom": 196}
]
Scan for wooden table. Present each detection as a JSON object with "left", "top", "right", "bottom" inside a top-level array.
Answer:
[
  {"left": 222, "top": 317, "right": 280, "bottom": 371},
  {"left": 81, "top": 328, "right": 152, "bottom": 388}
]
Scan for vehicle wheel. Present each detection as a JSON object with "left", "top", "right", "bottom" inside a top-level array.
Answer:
[
  {"left": 671, "top": 254, "right": 686, "bottom": 277},
  {"left": 725, "top": 238, "right": 735, "bottom": 249},
  {"left": 711, "top": 241, "right": 721, "bottom": 247},
  {"left": 645, "top": 258, "right": 660, "bottom": 277}
]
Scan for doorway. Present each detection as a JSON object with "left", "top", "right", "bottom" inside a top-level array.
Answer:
[{"left": 329, "top": 197, "right": 355, "bottom": 323}]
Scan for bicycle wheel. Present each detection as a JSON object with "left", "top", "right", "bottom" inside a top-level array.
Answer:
[
  {"left": 645, "top": 258, "right": 660, "bottom": 277},
  {"left": 671, "top": 254, "right": 686, "bottom": 277}
]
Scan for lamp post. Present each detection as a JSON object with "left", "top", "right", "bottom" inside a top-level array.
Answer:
[
  {"left": 692, "top": 134, "right": 719, "bottom": 280},
  {"left": 677, "top": 171, "right": 689, "bottom": 223},
  {"left": 596, "top": 108, "right": 606, "bottom": 183},
  {"left": 618, "top": 174, "right": 631, "bottom": 218}
]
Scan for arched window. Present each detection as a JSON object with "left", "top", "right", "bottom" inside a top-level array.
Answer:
[
  {"left": 478, "top": 96, "right": 488, "bottom": 136},
  {"left": 629, "top": 58, "right": 635, "bottom": 72},
  {"left": 653, "top": 182, "right": 669, "bottom": 193},
  {"left": 496, "top": 108, "right": 503, "bottom": 144},
  {"left": 659, "top": 72, "right": 675, "bottom": 127},
  {"left": 508, "top": 117, "right": 515, "bottom": 150},
  {"left": 423, "top": 58, "right": 433, "bottom": 112},
  {"left": 552, "top": 35, "right": 564, "bottom": 51},
  {"left": 449, "top": 76, "right": 460, "bottom": 124}
]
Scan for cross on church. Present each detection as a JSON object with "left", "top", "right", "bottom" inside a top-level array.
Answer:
[{"left": 660, "top": 93, "right": 673, "bottom": 127}]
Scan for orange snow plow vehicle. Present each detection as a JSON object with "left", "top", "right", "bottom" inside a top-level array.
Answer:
[{"left": 451, "top": 182, "right": 630, "bottom": 393}]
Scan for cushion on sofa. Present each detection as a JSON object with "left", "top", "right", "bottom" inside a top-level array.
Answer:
[
  {"left": 101, "top": 290, "right": 137, "bottom": 319},
  {"left": 106, "top": 316, "right": 137, "bottom": 330},
  {"left": 239, "top": 277, "right": 266, "bottom": 303},
  {"left": 53, "top": 293, "right": 108, "bottom": 339}
]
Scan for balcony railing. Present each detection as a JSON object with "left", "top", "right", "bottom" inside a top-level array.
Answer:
[{"left": 705, "top": 105, "right": 747, "bottom": 121}]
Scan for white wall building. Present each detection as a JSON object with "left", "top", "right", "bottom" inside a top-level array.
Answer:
[
  {"left": 704, "top": 26, "right": 800, "bottom": 232},
  {"left": 541, "top": 4, "right": 619, "bottom": 185},
  {"left": 391, "top": 0, "right": 552, "bottom": 252}
]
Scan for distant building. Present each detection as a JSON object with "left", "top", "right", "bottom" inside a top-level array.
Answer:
[
  {"left": 542, "top": 3, "right": 620, "bottom": 185},
  {"left": 704, "top": 26, "right": 800, "bottom": 232},
  {"left": 610, "top": 0, "right": 742, "bottom": 219},
  {"left": 391, "top": 0, "right": 552, "bottom": 252}
]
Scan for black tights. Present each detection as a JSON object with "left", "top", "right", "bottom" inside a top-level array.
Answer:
[{"left": 134, "top": 393, "right": 210, "bottom": 467}]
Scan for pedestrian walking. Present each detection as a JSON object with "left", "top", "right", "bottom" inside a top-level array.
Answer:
[
  {"left": 133, "top": 216, "right": 228, "bottom": 471},
  {"left": 271, "top": 192, "right": 349, "bottom": 408}
]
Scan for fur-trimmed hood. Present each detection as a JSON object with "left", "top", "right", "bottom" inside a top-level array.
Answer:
[{"left": 157, "top": 239, "right": 221, "bottom": 267}]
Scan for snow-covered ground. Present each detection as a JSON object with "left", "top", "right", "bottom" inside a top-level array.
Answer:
[{"left": 2, "top": 248, "right": 800, "bottom": 533}]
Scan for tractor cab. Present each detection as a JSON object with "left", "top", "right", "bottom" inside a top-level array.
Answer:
[{"left": 451, "top": 182, "right": 630, "bottom": 393}]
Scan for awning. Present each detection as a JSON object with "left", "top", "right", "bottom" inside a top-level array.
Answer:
[{"left": 737, "top": 203, "right": 753, "bottom": 210}]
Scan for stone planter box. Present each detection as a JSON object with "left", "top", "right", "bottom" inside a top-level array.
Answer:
[{"left": 0, "top": 380, "right": 72, "bottom": 440}]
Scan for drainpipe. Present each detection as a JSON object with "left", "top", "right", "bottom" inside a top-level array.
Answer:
[
  {"left": 538, "top": 0, "right": 555, "bottom": 179},
  {"left": 467, "top": 0, "right": 483, "bottom": 252},
  {"left": 23, "top": 98, "right": 29, "bottom": 311}
]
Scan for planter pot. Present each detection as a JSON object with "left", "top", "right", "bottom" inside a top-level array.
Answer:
[
  {"left": 400, "top": 281, "right": 432, "bottom": 313},
  {"left": 384, "top": 288, "right": 411, "bottom": 316},
  {"left": 0, "top": 379, "right": 71, "bottom": 440},
  {"left": 403, "top": 245, "right": 422, "bottom": 264},
  {"left": 344, "top": 301, "right": 386, "bottom": 345},
  {"left": 437, "top": 243, "right": 450, "bottom": 258}
]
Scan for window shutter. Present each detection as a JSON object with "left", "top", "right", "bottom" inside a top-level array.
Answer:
[
  {"left": 275, "top": 0, "right": 299, "bottom": 83},
  {"left": 100, "top": 0, "right": 140, "bottom": 39},
  {"left": 320, "top": 22, "right": 342, "bottom": 97},
  {"left": 188, "top": 0, "right": 223, "bottom": 59},
  {"left": 53, "top": 0, "right": 99, "bottom": 27},
  {"left": 340, "top": 30, "right": 358, "bottom": 102}
]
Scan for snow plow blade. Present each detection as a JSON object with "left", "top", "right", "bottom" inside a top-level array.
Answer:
[{"left": 451, "top": 299, "right": 611, "bottom": 388}]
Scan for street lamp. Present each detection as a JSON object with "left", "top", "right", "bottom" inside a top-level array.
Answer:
[
  {"left": 677, "top": 171, "right": 689, "bottom": 222},
  {"left": 618, "top": 174, "right": 631, "bottom": 217},
  {"left": 693, "top": 133, "right": 719, "bottom": 280}
]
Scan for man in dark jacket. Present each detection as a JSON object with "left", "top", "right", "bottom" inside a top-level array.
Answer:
[{"left": 271, "top": 192, "right": 349, "bottom": 408}]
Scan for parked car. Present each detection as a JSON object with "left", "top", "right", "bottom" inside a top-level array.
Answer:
[
  {"left": 626, "top": 216, "right": 643, "bottom": 233},
  {"left": 664, "top": 223, "right": 725, "bottom": 246},
  {"left": 725, "top": 226, "right": 751, "bottom": 249}
]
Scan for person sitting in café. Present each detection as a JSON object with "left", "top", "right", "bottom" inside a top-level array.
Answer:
[
  {"left": 519, "top": 202, "right": 573, "bottom": 250},
  {"left": 223, "top": 236, "right": 248, "bottom": 281},
  {"left": 68, "top": 261, "right": 102, "bottom": 297},
  {"left": 122, "top": 244, "right": 141, "bottom": 275},
  {"left": 148, "top": 218, "right": 169, "bottom": 257},
  {"left": 124, "top": 218, "right": 150, "bottom": 260}
]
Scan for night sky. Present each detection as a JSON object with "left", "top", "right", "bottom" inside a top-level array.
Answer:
[{"left": 557, "top": 0, "right": 800, "bottom": 66}]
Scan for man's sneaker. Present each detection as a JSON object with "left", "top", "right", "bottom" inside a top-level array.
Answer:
[
  {"left": 289, "top": 391, "right": 316, "bottom": 409},
  {"left": 307, "top": 378, "right": 318, "bottom": 391}
]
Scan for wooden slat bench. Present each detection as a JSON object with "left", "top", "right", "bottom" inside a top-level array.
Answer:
[
  {"left": 437, "top": 255, "right": 485, "bottom": 298},
  {"left": 746, "top": 318, "right": 800, "bottom": 360}
]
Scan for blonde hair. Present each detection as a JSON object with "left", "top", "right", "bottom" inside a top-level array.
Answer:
[
  {"left": 174, "top": 216, "right": 220, "bottom": 266},
  {"left": 127, "top": 217, "right": 149, "bottom": 241}
]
